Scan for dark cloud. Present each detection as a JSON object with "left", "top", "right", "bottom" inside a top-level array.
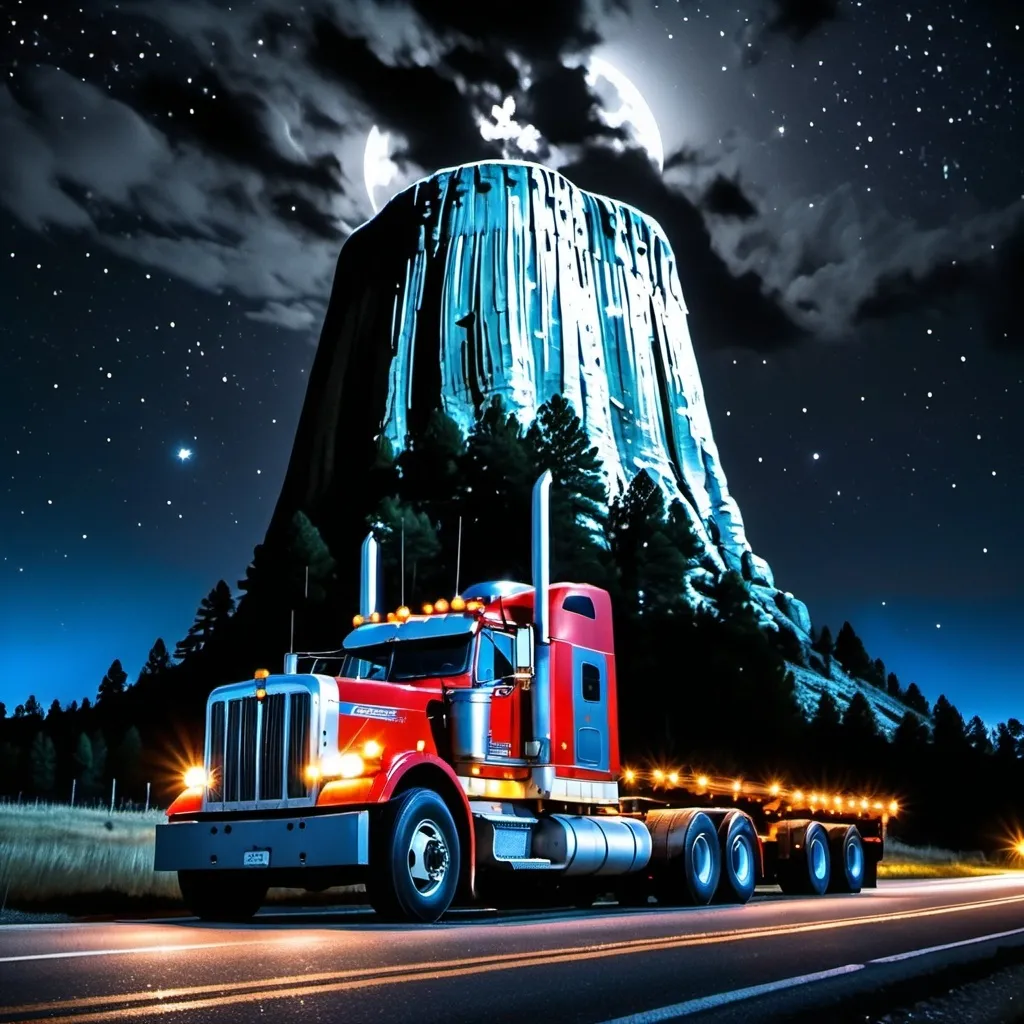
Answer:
[
  {"left": 701, "top": 176, "right": 758, "bottom": 220},
  {"left": 307, "top": 17, "right": 500, "bottom": 173},
  {"left": 522, "top": 64, "right": 626, "bottom": 147},
  {"left": 394, "top": 0, "right": 630, "bottom": 62}
]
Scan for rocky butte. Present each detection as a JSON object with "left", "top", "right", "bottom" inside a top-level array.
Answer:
[{"left": 272, "top": 159, "right": 908, "bottom": 732}]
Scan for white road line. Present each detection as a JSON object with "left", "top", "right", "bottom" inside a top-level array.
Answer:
[
  {"left": 0, "top": 941, "right": 246, "bottom": 964},
  {"left": 870, "top": 925, "right": 1024, "bottom": 964},
  {"left": 597, "top": 921, "right": 1024, "bottom": 1023},
  {"left": 595, "top": 965, "right": 865, "bottom": 1023}
]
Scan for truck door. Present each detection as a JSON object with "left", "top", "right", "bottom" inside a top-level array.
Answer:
[
  {"left": 572, "top": 647, "right": 609, "bottom": 771},
  {"left": 476, "top": 629, "right": 522, "bottom": 761}
]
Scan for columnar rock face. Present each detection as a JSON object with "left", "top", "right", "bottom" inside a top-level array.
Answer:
[{"left": 275, "top": 160, "right": 791, "bottom": 610}]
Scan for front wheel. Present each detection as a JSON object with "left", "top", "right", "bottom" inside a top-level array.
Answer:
[
  {"left": 177, "top": 870, "right": 267, "bottom": 922},
  {"left": 368, "top": 788, "right": 461, "bottom": 923}
]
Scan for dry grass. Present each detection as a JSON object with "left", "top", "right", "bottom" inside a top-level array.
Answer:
[
  {"left": 0, "top": 801, "right": 179, "bottom": 906},
  {"left": 879, "top": 836, "right": 1007, "bottom": 879},
  {"left": 0, "top": 802, "right": 363, "bottom": 912}
]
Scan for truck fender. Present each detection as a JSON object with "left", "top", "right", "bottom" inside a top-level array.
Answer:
[{"left": 370, "top": 752, "right": 476, "bottom": 900}]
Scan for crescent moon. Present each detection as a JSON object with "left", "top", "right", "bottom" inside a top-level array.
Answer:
[
  {"left": 363, "top": 124, "right": 398, "bottom": 214},
  {"left": 586, "top": 56, "right": 665, "bottom": 173}
]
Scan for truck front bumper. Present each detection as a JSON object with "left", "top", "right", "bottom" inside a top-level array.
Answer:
[{"left": 154, "top": 810, "right": 369, "bottom": 872}]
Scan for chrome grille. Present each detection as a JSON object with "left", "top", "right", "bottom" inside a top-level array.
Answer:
[{"left": 207, "top": 687, "right": 313, "bottom": 807}]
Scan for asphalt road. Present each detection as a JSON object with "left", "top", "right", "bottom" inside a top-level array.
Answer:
[{"left": 3, "top": 875, "right": 1024, "bottom": 1024}]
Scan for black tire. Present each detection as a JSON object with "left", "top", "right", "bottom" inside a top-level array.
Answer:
[
  {"left": 368, "top": 788, "right": 461, "bottom": 923},
  {"left": 827, "top": 825, "right": 865, "bottom": 894},
  {"left": 778, "top": 821, "right": 831, "bottom": 896},
  {"left": 715, "top": 811, "right": 758, "bottom": 904},
  {"left": 177, "top": 870, "right": 267, "bottom": 922},
  {"left": 651, "top": 809, "right": 721, "bottom": 906}
]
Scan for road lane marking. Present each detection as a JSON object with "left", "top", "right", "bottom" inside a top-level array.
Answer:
[
  {"left": 5, "top": 892, "right": 1024, "bottom": 1022},
  {"left": 0, "top": 942, "right": 251, "bottom": 965},
  {"left": 869, "top": 924, "right": 1024, "bottom": 964},
  {"left": 595, "top": 965, "right": 866, "bottom": 1022}
]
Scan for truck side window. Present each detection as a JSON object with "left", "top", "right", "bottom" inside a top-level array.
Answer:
[
  {"left": 476, "top": 630, "right": 516, "bottom": 685},
  {"left": 581, "top": 663, "right": 601, "bottom": 702}
]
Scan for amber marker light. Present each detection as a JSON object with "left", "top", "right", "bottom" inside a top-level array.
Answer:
[
  {"left": 352, "top": 614, "right": 364, "bottom": 627},
  {"left": 668, "top": 772, "right": 679, "bottom": 785},
  {"left": 387, "top": 612, "right": 398, "bottom": 623},
  {"left": 305, "top": 764, "right": 321, "bottom": 783},
  {"left": 451, "top": 596, "right": 466, "bottom": 612},
  {"left": 1014, "top": 839, "right": 1024, "bottom": 859},
  {"left": 793, "top": 790, "right": 804, "bottom": 803},
  {"left": 623, "top": 768, "right": 636, "bottom": 784},
  {"left": 697, "top": 775, "right": 709, "bottom": 788},
  {"left": 254, "top": 668, "right": 270, "bottom": 680},
  {"left": 183, "top": 766, "right": 208, "bottom": 789},
  {"left": 422, "top": 603, "right": 434, "bottom": 615},
  {"left": 362, "top": 739, "right": 383, "bottom": 759},
  {"left": 769, "top": 782, "right": 781, "bottom": 796},
  {"left": 889, "top": 800, "right": 899, "bottom": 814},
  {"left": 396, "top": 606, "right": 411, "bottom": 621},
  {"left": 416, "top": 739, "right": 426, "bottom": 752},
  {"left": 434, "top": 598, "right": 449, "bottom": 614},
  {"left": 369, "top": 612, "right": 381, "bottom": 623},
  {"left": 653, "top": 769, "right": 665, "bottom": 782},
  {"left": 255, "top": 687, "right": 267, "bottom": 701}
]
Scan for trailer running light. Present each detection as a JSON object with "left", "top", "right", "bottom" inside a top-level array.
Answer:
[
  {"left": 668, "top": 772, "right": 679, "bottom": 785},
  {"left": 793, "top": 790, "right": 804, "bottom": 803},
  {"left": 451, "top": 596, "right": 466, "bottom": 612},
  {"left": 623, "top": 769, "right": 636, "bottom": 784},
  {"left": 652, "top": 769, "right": 665, "bottom": 782},
  {"left": 1015, "top": 840, "right": 1024, "bottom": 859},
  {"left": 889, "top": 801, "right": 899, "bottom": 814},
  {"left": 769, "top": 783, "right": 781, "bottom": 796},
  {"left": 183, "top": 766, "right": 208, "bottom": 789},
  {"left": 697, "top": 775, "right": 709, "bottom": 788}
]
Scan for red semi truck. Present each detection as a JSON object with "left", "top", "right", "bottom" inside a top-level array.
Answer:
[{"left": 155, "top": 472, "right": 897, "bottom": 923}]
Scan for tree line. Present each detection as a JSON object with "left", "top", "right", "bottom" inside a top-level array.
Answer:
[{"left": 0, "top": 395, "right": 1021, "bottom": 851}]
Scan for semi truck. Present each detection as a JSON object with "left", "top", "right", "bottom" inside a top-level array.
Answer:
[{"left": 155, "top": 472, "right": 897, "bottom": 923}]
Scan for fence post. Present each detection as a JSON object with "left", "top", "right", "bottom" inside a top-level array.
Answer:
[
  {"left": 145, "top": 782, "right": 151, "bottom": 814},
  {"left": 109, "top": 778, "right": 116, "bottom": 815}
]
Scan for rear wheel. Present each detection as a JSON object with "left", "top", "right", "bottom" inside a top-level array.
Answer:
[
  {"left": 827, "top": 825, "right": 865, "bottom": 893},
  {"left": 177, "top": 871, "right": 267, "bottom": 922},
  {"left": 650, "top": 809, "right": 721, "bottom": 906},
  {"left": 778, "top": 820, "right": 831, "bottom": 896},
  {"left": 715, "top": 812, "right": 758, "bottom": 904},
  {"left": 368, "top": 788, "right": 460, "bottom": 923}
]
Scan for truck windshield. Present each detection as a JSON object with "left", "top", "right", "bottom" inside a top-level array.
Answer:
[{"left": 340, "top": 635, "right": 473, "bottom": 683}]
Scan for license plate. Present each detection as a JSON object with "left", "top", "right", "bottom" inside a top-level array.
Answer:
[{"left": 243, "top": 850, "right": 270, "bottom": 868}]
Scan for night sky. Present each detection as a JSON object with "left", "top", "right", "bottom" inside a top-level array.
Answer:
[{"left": 1, "top": 1, "right": 1021, "bottom": 724}]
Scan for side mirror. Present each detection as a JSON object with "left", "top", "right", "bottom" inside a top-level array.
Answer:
[{"left": 514, "top": 625, "right": 534, "bottom": 684}]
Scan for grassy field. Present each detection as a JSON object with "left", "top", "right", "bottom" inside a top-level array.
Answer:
[
  {"left": 878, "top": 837, "right": 1008, "bottom": 879},
  {"left": 0, "top": 802, "right": 360, "bottom": 913},
  {"left": 0, "top": 802, "right": 180, "bottom": 908}
]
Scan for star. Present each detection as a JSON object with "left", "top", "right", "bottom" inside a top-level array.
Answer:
[{"left": 176, "top": 447, "right": 193, "bottom": 462}]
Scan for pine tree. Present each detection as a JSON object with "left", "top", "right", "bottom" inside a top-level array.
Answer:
[
  {"left": 23, "top": 694, "right": 43, "bottom": 718},
  {"left": 894, "top": 709, "right": 929, "bottom": 750},
  {"left": 175, "top": 581, "right": 235, "bottom": 662},
  {"left": 112, "top": 726, "right": 143, "bottom": 791},
  {"left": 871, "top": 657, "right": 886, "bottom": 688},
  {"left": 14, "top": 704, "right": 25, "bottom": 718},
  {"left": 931, "top": 695, "right": 967, "bottom": 754},
  {"left": 711, "top": 571, "right": 760, "bottom": 633},
  {"left": 80, "top": 697, "right": 91, "bottom": 711},
  {"left": 285, "top": 512, "right": 337, "bottom": 604},
  {"left": 46, "top": 699, "right": 61, "bottom": 721},
  {"left": 811, "top": 690, "right": 842, "bottom": 731},
  {"left": 138, "top": 638, "right": 171, "bottom": 682},
  {"left": 842, "top": 691, "right": 878, "bottom": 742},
  {"left": 886, "top": 672, "right": 901, "bottom": 698},
  {"left": 369, "top": 497, "right": 441, "bottom": 604},
  {"left": 995, "top": 722, "right": 1020, "bottom": 762},
  {"left": 29, "top": 732, "right": 57, "bottom": 794},
  {"left": 0, "top": 702, "right": 6, "bottom": 720},
  {"left": 66, "top": 700, "right": 78, "bottom": 713},
  {"left": 903, "top": 682, "right": 929, "bottom": 716},
  {"left": 812, "top": 624, "right": 834, "bottom": 675},
  {"left": 965, "top": 715, "right": 993, "bottom": 755},
  {"left": 97, "top": 660, "right": 128, "bottom": 704},
  {"left": 396, "top": 408, "right": 465, "bottom": 513},
  {"left": 833, "top": 622, "right": 872, "bottom": 679},
  {"left": 72, "top": 733, "right": 94, "bottom": 785}
]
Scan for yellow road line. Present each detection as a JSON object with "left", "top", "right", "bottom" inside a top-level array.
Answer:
[{"left": 4, "top": 892, "right": 1024, "bottom": 1023}]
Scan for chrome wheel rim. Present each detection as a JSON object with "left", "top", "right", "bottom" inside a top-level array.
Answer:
[
  {"left": 731, "top": 835, "right": 752, "bottom": 886},
  {"left": 408, "top": 819, "right": 449, "bottom": 898},
  {"left": 846, "top": 839, "right": 863, "bottom": 880},
  {"left": 692, "top": 833, "right": 713, "bottom": 887},
  {"left": 810, "top": 836, "right": 827, "bottom": 881}
]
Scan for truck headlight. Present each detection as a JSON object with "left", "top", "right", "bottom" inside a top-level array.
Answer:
[
  {"left": 184, "top": 766, "right": 208, "bottom": 789},
  {"left": 319, "top": 752, "right": 366, "bottom": 779}
]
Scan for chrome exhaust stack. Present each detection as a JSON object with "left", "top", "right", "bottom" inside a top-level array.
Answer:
[
  {"left": 531, "top": 471, "right": 554, "bottom": 798},
  {"left": 359, "top": 533, "right": 379, "bottom": 619}
]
